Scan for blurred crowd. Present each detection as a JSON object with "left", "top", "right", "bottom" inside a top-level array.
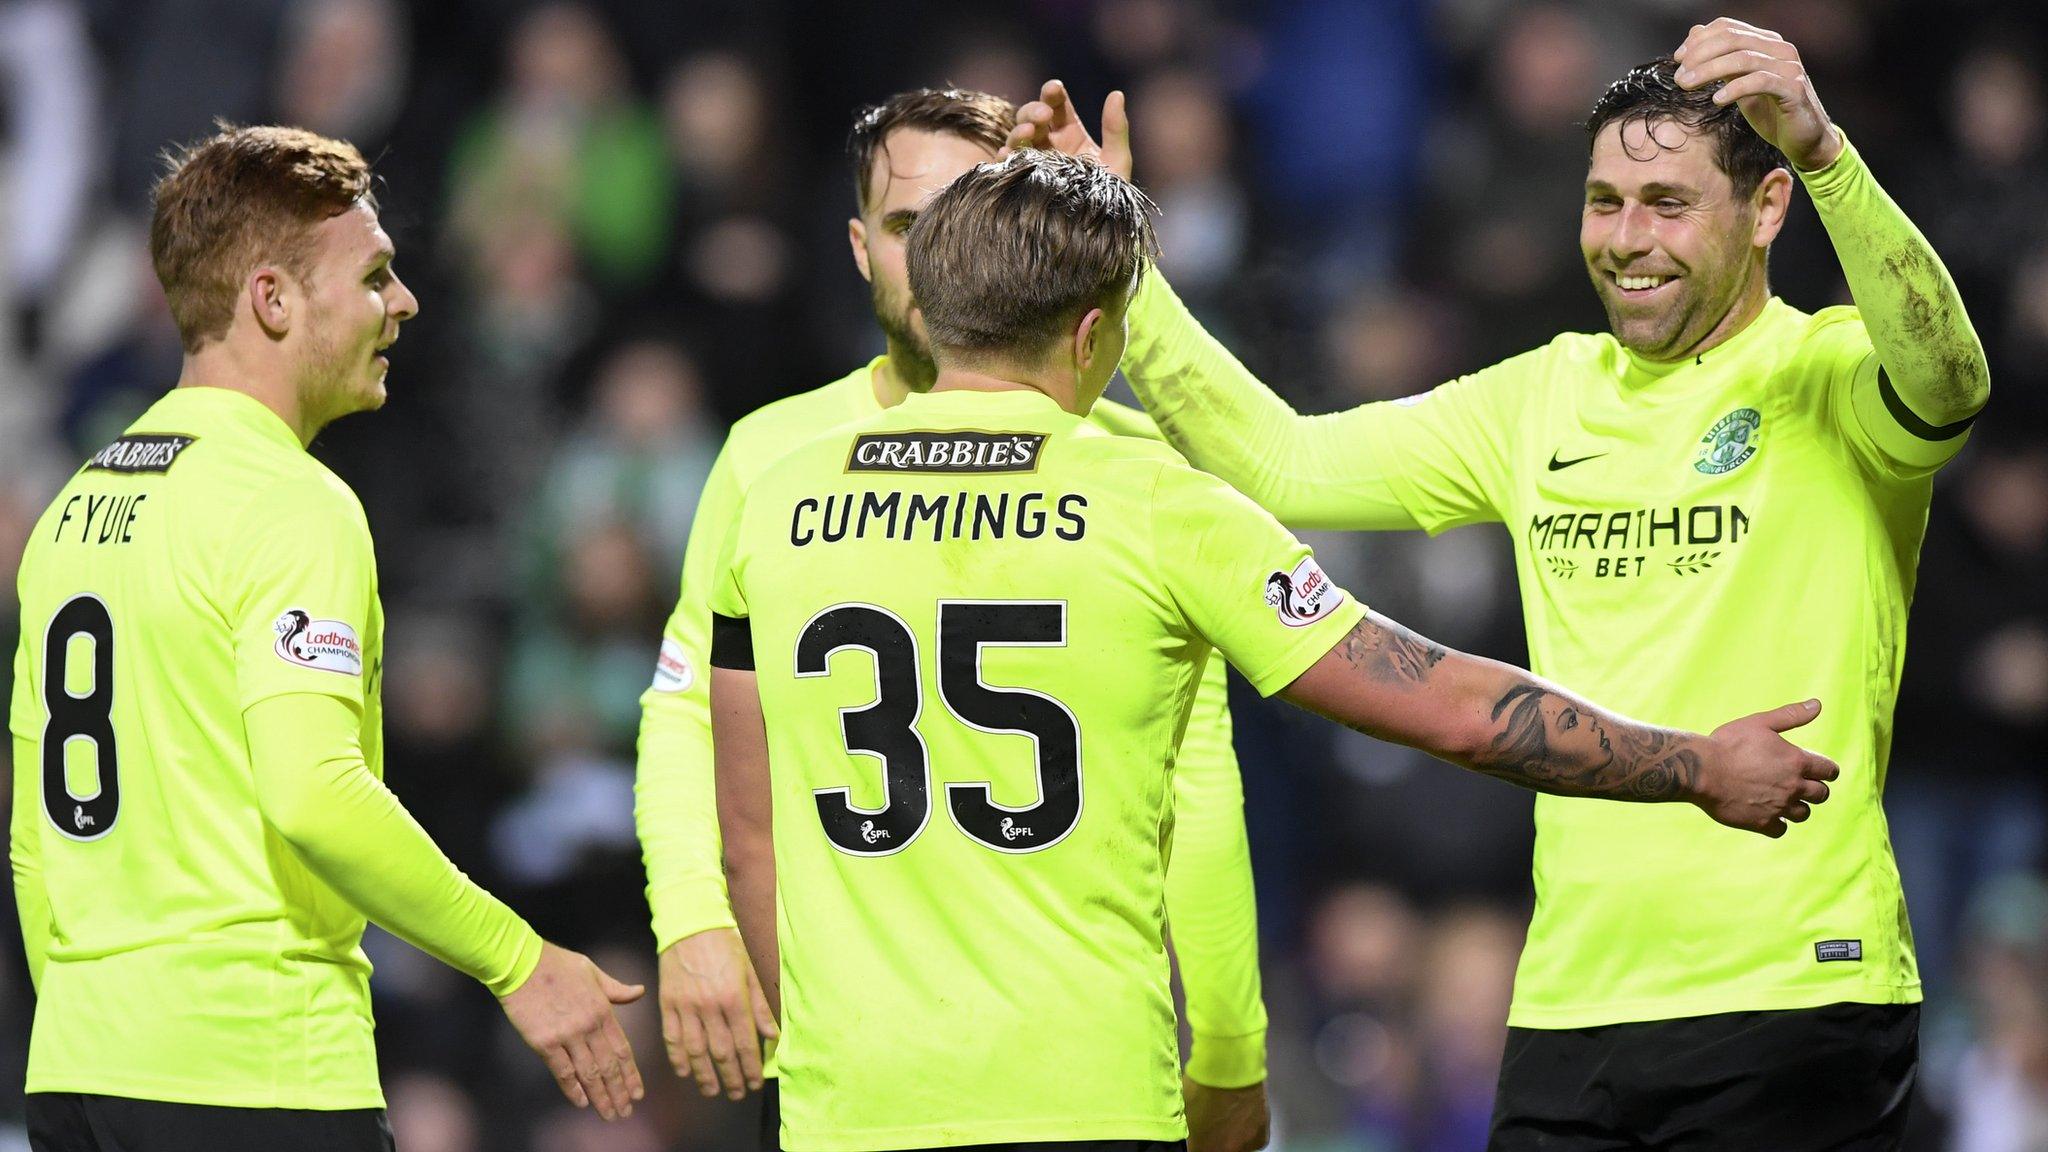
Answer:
[{"left": 0, "top": 0, "right": 2044, "bottom": 1148}]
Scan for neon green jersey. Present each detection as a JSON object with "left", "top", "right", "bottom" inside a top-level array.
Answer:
[
  {"left": 1125, "top": 272, "right": 1960, "bottom": 1028},
  {"left": 8, "top": 387, "right": 535, "bottom": 1108},
  {"left": 1364, "top": 299, "right": 1939, "bottom": 1026},
  {"left": 636, "top": 360, "right": 1267, "bottom": 1087},
  {"left": 708, "top": 388, "right": 1361, "bottom": 1151},
  {"left": 1117, "top": 134, "right": 1989, "bottom": 1029}
]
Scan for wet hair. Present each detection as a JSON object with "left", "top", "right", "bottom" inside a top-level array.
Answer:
[
  {"left": 150, "top": 123, "right": 375, "bottom": 352},
  {"left": 847, "top": 87, "right": 1016, "bottom": 213},
  {"left": 906, "top": 150, "right": 1157, "bottom": 361},
  {"left": 1585, "top": 58, "right": 1788, "bottom": 195}
]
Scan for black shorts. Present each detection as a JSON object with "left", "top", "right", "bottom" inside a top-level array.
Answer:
[
  {"left": 1488, "top": 1002, "right": 1919, "bottom": 1151},
  {"left": 26, "top": 1092, "right": 393, "bottom": 1152},
  {"left": 758, "top": 1077, "right": 1187, "bottom": 1152}
]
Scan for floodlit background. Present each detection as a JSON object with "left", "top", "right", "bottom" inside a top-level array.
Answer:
[{"left": 1, "top": 0, "right": 2045, "bottom": 1148}]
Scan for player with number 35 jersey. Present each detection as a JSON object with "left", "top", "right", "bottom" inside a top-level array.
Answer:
[{"left": 707, "top": 150, "right": 1841, "bottom": 1152}]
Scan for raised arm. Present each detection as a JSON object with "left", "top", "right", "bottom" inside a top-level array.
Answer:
[
  {"left": 1123, "top": 274, "right": 1424, "bottom": 530},
  {"left": 1007, "top": 79, "right": 1502, "bottom": 532},
  {"left": 1676, "top": 18, "right": 1989, "bottom": 462},
  {"left": 1280, "top": 612, "right": 1838, "bottom": 835}
]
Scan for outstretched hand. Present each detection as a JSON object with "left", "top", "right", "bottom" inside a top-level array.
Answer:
[
  {"left": 499, "top": 942, "right": 646, "bottom": 1120},
  {"left": 1693, "top": 698, "right": 1840, "bottom": 837},
  {"left": 1001, "top": 80, "right": 1134, "bottom": 181},
  {"left": 1674, "top": 17, "right": 1842, "bottom": 171}
]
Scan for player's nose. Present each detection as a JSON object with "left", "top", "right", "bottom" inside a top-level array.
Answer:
[
  {"left": 1608, "top": 203, "right": 1656, "bottom": 259},
  {"left": 389, "top": 273, "right": 420, "bottom": 323}
]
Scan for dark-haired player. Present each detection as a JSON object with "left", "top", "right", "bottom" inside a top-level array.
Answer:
[
  {"left": 633, "top": 90, "right": 1270, "bottom": 1151},
  {"left": 707, "top": 148, "right": 1836, "bottom": 1152},
  {"left": 1013, "top": 16, "right": 1987, "bottom": 1149},
  {"left": 10, "top": 125, "right": 644, "bottom": 1151}
]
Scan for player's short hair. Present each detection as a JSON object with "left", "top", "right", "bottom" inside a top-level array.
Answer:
[
  {"left": 907, "top": 150, "right": 1157, "bottom": 362},
  {"left": 847, "top": 87, "right": 1015, "bottom": 213},
  {"left": 149, "top": 123, "right": 377, "bottom": 353},
  {"left": 1585, "top": 58, "right": 1788, "bottom": 196}
]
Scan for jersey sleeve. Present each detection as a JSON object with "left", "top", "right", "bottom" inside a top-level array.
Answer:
[
  {"left": 1164, "top": 654, "right": 1267, "bottom": 1088},
  {"left": 635, "top": 444, "right": 743, "bottom": 952},
  {"left": 705, "top": 493, "right": 752, "bottom": 637},
  {"left": 1119, "top": 272, "right": 1421, "bottom": 531},
  {"left": 1802, "top": 130, "right": 1986, "bottom": 478},
  {"left": 226, "top": 476, "right": 377, "bottom": 711},
  {"left": 246, "top": 691, "right": 543, "bottom": 995},
  {"left": 1813, "top": 307, "right": 1975, "bottom": 480},
  {"left": 1149, "top": 461, "right": 1366, "bottom": 696},
  {"left": 10, "top": 631, "right": 50, "bottom": 991},
  {"left": 1350, "top": 353, "right": 1536, "bottom": 534}
]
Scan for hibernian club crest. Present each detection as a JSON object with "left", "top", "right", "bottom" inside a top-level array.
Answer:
[{"left": 1694, "top": 407, "right": 1761, "bottom": 475}]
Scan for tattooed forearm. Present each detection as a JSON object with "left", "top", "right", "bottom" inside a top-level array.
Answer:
[
  {"left": 1333, "top": 616, "right": 1447, "bottom": 685},
  {"left": 1471, "top": 683, "right": 1701, "bottom": 802}
]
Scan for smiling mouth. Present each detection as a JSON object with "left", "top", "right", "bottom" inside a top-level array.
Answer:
[{"left": 1607, "top": 271, "right": 1678, "bottom": 297}]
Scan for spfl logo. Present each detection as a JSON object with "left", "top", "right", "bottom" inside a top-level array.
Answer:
[
  {"left": 1694, "top": 407, "right": 1762, "bottom": 475},
  {"left": 1265, "top": 557, "right": 1344, "bottom": 628},
  {"left": 859, "top": 820, "right": 890, "bottom": 845},
  {"left": 999, "top": 817, "right": 1031, "bottom": 842},
  {"left": 273, "top": 609, "right": 365, "bottom": 676}
]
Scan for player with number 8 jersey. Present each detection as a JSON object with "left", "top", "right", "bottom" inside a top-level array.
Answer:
[
  {"left": 10, "top": 387, "right": 412, "bottom": 1108},
  {"left": 10, "top": 126, "right": 646, "bottom": 1150}
]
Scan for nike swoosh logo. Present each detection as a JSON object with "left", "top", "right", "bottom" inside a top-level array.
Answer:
[{"left": 1547, "top": 451, "right": 1607, "bottom": 471}]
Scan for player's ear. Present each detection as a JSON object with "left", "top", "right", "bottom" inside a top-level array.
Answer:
[
  {"left": 248, "top": 265, "right": 293, "bottom": 338},
  {"left": 1751, "top": 168, "right": 1794, "bottom": 250},
  {"left": 848, "top": 217, "right": 873, "bottom": 283},
  {"left": 1073, "top": 306, "right": 1105, "bottom": 376}
]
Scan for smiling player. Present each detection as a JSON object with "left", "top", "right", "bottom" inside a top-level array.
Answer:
[
  {"left": 1012, "top": 15, "right": 1989, "bottom": 1149},
  {"left": 707, "top": 148, "right": 1837, "bottom": 1152}
]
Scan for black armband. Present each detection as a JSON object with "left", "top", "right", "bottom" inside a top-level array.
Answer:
[
  {"left": 710, "top": 613, "right": 755, "bottom": 670},
  {"left": 1880, "top": 367, "right": 1978, "bottom": 442}
]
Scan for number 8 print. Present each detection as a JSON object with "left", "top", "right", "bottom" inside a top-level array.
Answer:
[{"left": 41, "top": 595, "right": 121, "bottom": 840}]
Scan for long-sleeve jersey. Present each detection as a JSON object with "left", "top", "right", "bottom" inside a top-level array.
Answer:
[
  {"left": 10, "top": 386, "right": 541, "bottom": 1108},
  {"left": 635, "top": 360, "right": 1268, "bottom": 1084},
  {"left": 1116, "top": 130, "right": 1987, "bottom": 1028}
]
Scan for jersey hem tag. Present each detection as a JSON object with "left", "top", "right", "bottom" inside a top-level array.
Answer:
[{"left": 1814, "top": 939, "right": 1862, "bottom": 963}]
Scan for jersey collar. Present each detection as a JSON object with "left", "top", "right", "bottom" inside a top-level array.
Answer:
[
  {"left": 894, "top": 387, "right": 1068, "bottom": 420},
  {"left": 150, "top": 386, "right": 304, "bottom": 451},
  {"left": 1618, "top": 297, "right": 1796, "bottom": 394}
]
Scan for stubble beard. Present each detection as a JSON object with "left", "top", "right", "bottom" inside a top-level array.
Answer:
[
  {"left": 873, "top": 278, "right": 937, "bottom": 392},
  {"left": 297, "top": 316, "right": 385, "bottom": 437},
  {"left": 1599, "top": 285, "right": 1696, "bottom": 360}
]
